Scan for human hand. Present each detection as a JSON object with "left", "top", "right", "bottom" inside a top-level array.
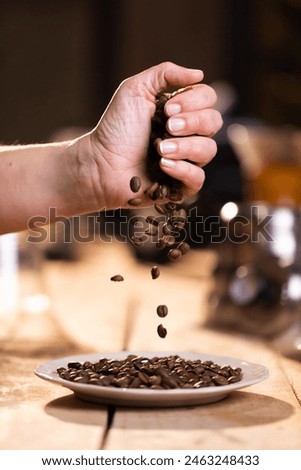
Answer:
[{"left": 83, "top": 62, "right": 222, "bottom": 211}]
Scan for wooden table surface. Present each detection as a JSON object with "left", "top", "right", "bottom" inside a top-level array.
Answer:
[{"left": 1, "top": 240, "right": 301, "bottom": 450}]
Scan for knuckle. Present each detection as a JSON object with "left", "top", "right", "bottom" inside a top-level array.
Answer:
[
  {"left": 201, "top": 84, "right": 217, "bottom": 105},
  {"left": 207, "top": 109, "right": 223, "bottom": 134},
  {"left": 208, "top": 138, "right": 218, "bottom": 157}
]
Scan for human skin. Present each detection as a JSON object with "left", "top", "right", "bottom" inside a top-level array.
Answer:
[{"left": 0, "top": 62, "right": 222, "bottom": 234}]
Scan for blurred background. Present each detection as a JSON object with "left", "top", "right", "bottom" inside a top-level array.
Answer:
[
  {"left": 1, "top": 0, "right": 301, "bottom": 345},
  {"left": 0, "top": 0, "right": 300, "bottom": 205}
]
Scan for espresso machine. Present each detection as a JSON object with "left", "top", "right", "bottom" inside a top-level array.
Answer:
[{"left": 207, "top": 123, "right": 301, "bottom": 359}]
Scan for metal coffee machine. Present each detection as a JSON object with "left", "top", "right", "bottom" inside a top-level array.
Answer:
[{"left": 207, "top": 124, "right": 301, "bottom": 357}]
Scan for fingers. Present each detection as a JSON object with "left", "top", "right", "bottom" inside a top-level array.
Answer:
[
  {"left": 166, "top": 108, "right": 223, "bottom": 138},
  {"left": 156, "top": 136, "right": 217, "bottom": 165},
  {"left": 159, "top": 158, "right": 206, "bottom": 197},
  {"left": 156, "top": 135, "right": 217, "bottom": 197}
]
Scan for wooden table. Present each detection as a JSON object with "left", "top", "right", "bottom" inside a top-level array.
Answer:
[{"left": 1, "top": 240, "right": 301, "bottom": 451}]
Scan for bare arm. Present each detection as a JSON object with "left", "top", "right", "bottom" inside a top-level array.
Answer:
[{"left": 0, "top": 138, "right": 96, "bottom": 233}]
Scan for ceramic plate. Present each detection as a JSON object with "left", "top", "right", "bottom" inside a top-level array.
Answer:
[{"left": 34, "top": 351, "right": 269, "bottom": 407}]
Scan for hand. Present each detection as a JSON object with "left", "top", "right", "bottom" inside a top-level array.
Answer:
[{"left": 84, "top": 62, "right": 222, "bottom": 210}]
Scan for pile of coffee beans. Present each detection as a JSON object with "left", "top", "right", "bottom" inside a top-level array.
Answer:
[{"left": 57, "top": 354, "right": 243, "bottom": 390}]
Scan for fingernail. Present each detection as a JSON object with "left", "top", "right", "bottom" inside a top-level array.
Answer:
[
  {"left": 187, "top": 68, "right": 203, "bottom": 74},
  {"left": 168, "top": 118, "right": 185, "bottom": 132},
  {"left": 159, "top": 140, "right": 177, "bottom": 155},
  {"left": 165, "top": 102, "right": 181, "bottom": 116},
  {"left": 161, "top": 157, "right": 176, "bottom": 169}
]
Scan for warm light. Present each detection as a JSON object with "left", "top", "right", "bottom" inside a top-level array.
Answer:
[
  {"left": 21, "top": 294, "right": 50, "bottom": 315},
  {"left": 286, "top": 274, "right": 301, "bottom": 302},
  {"left": 220, "top": 202, "right": 239, "bottom": 222},
  {"left": 227, "top": 124, "right": 249, "bottom": 145},
  {"left": 270, "top": 208, "right": 296, "bottom": 262}
]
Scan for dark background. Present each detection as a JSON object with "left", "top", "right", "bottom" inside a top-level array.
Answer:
[
  {"left": 0, "top": 0, "right": 300, "bottom": 219},
  {"left": 1, "top": 0, "right": 300, "bottom": 144}
]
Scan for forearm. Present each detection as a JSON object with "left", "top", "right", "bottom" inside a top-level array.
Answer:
[{"left": 0, "top": 135, "right": 98, "bottom": 234}]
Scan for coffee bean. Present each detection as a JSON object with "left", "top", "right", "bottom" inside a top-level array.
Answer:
[
  {"left": 130, "top": 176, "right": 141, "bottom": 193},
  {"left": 145, "top": 226, "right": 158, "bottom": 237},
  {"left": 156, "top": 238, "right": 166, "bottom": 249},
  {"left": 128, "top": 197, "right": 142, "bottom": 206},
  {"left": 157, "top": 305, "right": 168, "bottom": 317},
  {"left": 167, "top": 248, "right": 182, "bottom": 260},
  {"left": 154, "top": 203, "right": 166, "bottom": 215},
  {"left": 146, "top": 215, "right": 159, "bottom": 226},
  {"left": 67, "top": 361, "right": 82, "bottom": 369},
  {"left": 151, "top": 266, "right": 160, "bottom": 279},
  {"left": 162, "top": 223, "right": 174, "bottom": 236},
  {"left": 144, "top": 182, "right": 159, "bottom": 197},
  {"left": 110, "top": 275, "right": 124, "bottom": 282},
  {"left": 212, "top": 375, "right": 229, "bottom": 386},
  {"left": 177, "top": 241, "right": 191, "bottom": 255},
  {"left": 130, "top": 235, "right": 147, "bottom": 247},
  {"left": 157, "top": 324, "right": 167, "bottom": 338},
  {"left": 162, "top": 235, "right": 176, "bottom": 247}
]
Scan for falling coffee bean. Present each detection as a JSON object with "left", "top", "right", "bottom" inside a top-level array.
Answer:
[
  {"left": 110, "top": 275, "right": 124, "bottom": 282},
  {"left": 177, "top": 241, "right": 191, "bottom": 255},
  {"left": 167, "top": 248, "right": 182, "bottom": 261},
  {"left": 157, "top": 305, "right": 168, "bottom": 317},
  {"left": 151, "top": 266, "right": 160, "bottom": 279},
  {"left": 157, "top": 324, "right": 167, "bottom": 338},
  {"left": 130, "top": 176, "right": 141, "bottom": 193}
]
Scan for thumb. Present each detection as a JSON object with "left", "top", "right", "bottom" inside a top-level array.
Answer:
[{"left": 134, "top": 62, "right": 204, "bottom": 97}]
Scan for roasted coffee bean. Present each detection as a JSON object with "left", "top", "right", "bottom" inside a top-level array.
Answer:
[
  {"left": 169, "top": 192, "right": 184, "bottom": 202},
  {"left": 167, "top": 248, "right": 182, "bottom": 260},
  {"left": 154, "top": 203, "right": 167, "bottom": 215},
  {"left": 130, "top": 235, "right": 147, "bottom": 247},
  {"left": 130, "top": 176, "right": 141, "bottom": 193},
  {"left": 146, "top": 215, "right": 159, "bottom": 226},
  {"left": 128, "top": 197, "right": 142, "bottom": 206},
  {"left": 67, "top": 361, "right": 82, "bottom": 369},
  {"left": 154, "top": 185, "right": 164, "bottom": 200},
  {"left": 110, "top": 275, "right": 124, "bottom": 282},
  {"left": 165, "top": 202, "right": 177, "bottom": 212},
  {"left": 151, "top": 266, "right": 160, "bottom": 279},
  {"left": 145, "top": 226, "right": 158, "bottom": 237},
  {"left": 144, "top": 182, "right": 159, "bottom": 197},
  {"left": 162, "top": 235, "right": 176, "bottom": 247},
  {"left": 157, "top": 324, "right": 167, "bottom": 338},
  {"left": 156, "top": 238, "right": 166, "bottom": 249},
  {"left": 162, "top": 223, "right": 174, "bottom": 236},
  {"left": 212, "top": 375, "right": 229, "bottom": 386},
  {"left": 177, "top": 241, "right": 191, "bottom": 255},
  {"left": 157, "top": 305, "right": 168, "bottom": 318}
]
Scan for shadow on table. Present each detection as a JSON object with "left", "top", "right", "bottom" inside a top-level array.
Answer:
[
  {"left": 45, "top": 390, "right": 294, "bottom": 429},
  {"left": 45, "top": 394, "right": 108, "bottom": 426}
]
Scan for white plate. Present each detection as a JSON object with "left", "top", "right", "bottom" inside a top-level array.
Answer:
[{"left": 34, "top": 351, "right": 269, "bottom": 407}]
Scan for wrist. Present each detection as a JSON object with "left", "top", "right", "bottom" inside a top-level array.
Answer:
[{"left": 70, "top": 132, "right": 107, "bottom": 215}]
